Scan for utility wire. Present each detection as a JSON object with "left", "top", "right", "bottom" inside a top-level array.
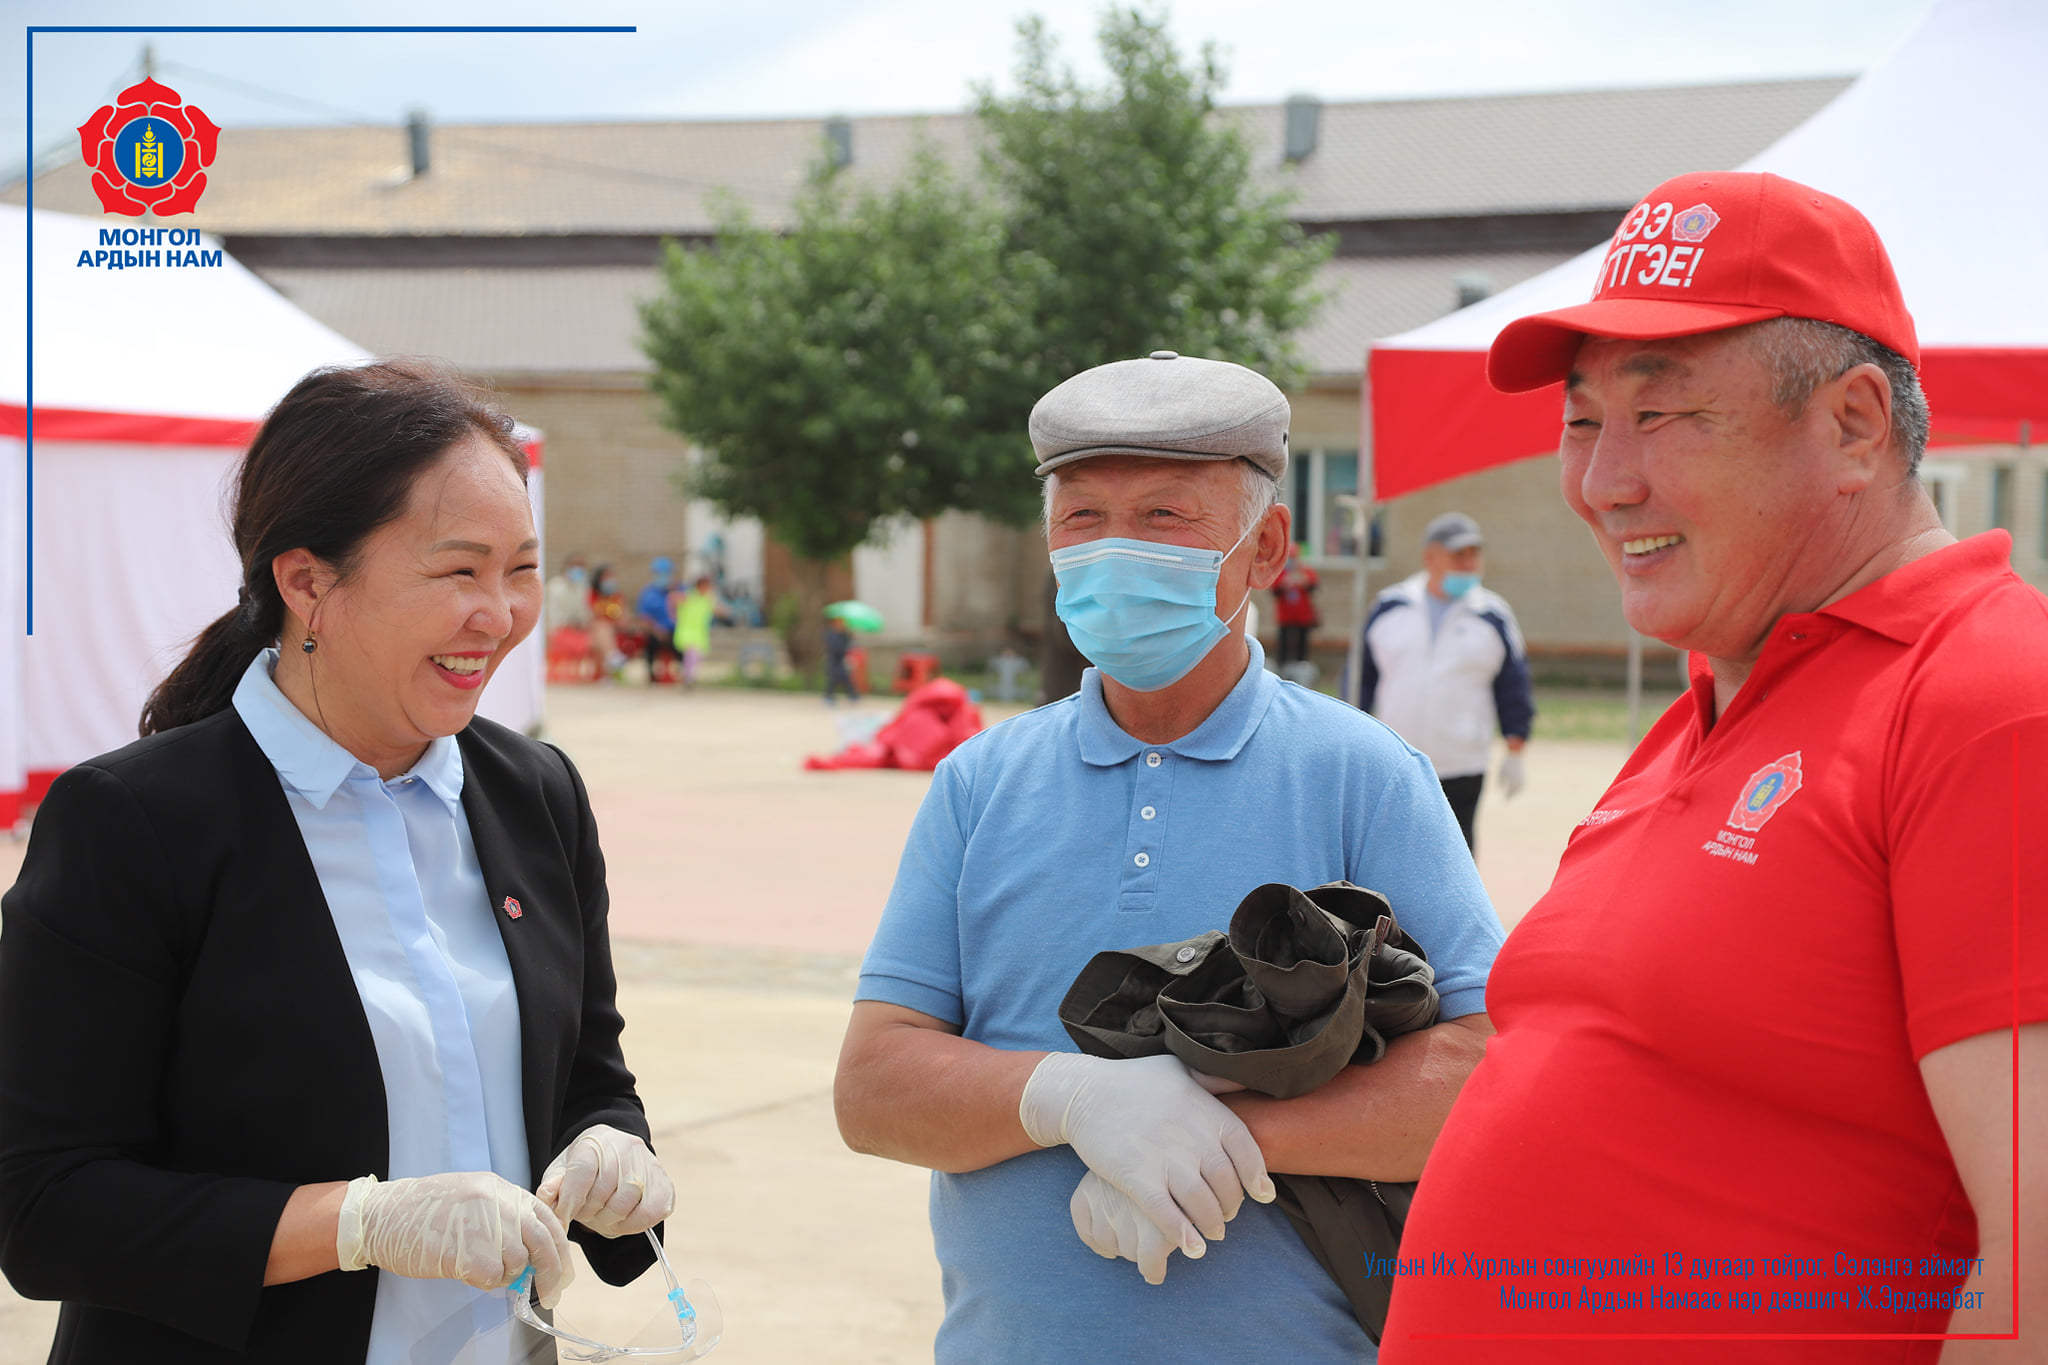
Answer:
[
  {"left": 157, "top": 58, "right": 390, "bottom": 128},
  {"left": 1, "top": 57, "right": 148, "bottom": 189},
  {"left": 158, "top": 56, "right": 779, "bottom": 197}
]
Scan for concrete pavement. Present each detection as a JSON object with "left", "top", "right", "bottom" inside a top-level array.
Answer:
[{"left": 0, "top": 680, "right": 1628, "bottom": 1364}]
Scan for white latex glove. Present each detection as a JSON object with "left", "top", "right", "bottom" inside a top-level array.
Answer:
[
  {"left": 1498, "top": 748, "right": 1526, "bottom": 798},
  {"left": 335, "top": 1171, "right": 574, "bottom": 1309},
  {"left": 1071, "top": 1170, "right": 1184, "bottom": 1284},
  {"left": 1019, "top": 1052, "right": 1274, "bottom": 1258},
  {"left": 536, "top": 1123, "right": 676, "bottom": 1239}
]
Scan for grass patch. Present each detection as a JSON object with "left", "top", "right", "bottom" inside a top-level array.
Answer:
[{"left": 1533, "top": 688, "right": 1685, "bottom": 742}]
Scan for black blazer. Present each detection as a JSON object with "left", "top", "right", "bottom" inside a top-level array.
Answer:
[{"left": 0, "top": 707, "right": 660, "bottom": 1363}]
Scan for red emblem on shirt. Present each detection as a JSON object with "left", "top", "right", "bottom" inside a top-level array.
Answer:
[
  {"left": 1726, "top": 752, "right": 1804, "bottom": 833},
  {"left": 502, "top": 896, "right": 523, "bottom": 920}
]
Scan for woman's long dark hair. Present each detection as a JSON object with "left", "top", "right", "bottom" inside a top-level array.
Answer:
[{"left": 140, "top": 360, "right": 530, "bottom": 737}]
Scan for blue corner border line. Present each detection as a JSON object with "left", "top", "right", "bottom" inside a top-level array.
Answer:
[{"left": 21, "top": 24, "right": 636, "bottom": 635}]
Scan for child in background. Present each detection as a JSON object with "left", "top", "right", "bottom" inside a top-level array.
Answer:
[{"left": 672, "top": 575, "right": 724, "bottom": 690}]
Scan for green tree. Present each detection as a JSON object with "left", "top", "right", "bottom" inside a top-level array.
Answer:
[
  {"left": 639, "top": 148, "right": 1045, "bottom": 668},
  {"left": 979, "top": 7, "right": 1332, "bottom": 698},
  {"left": 977, "top": 6, "right": 1332, "bottom": 383}
]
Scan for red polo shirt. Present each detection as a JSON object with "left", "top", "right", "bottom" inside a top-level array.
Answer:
[{"left": 1385, "top": 533, "right": 2048, "bottom": 1363}]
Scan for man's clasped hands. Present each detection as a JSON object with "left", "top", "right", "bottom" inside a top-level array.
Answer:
[{"left": 1020, "top": 1051, "right": 1273, "bottom": 1285}]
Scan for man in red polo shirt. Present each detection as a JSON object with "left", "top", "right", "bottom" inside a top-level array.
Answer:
[{"left": 1384, "top": 171, "right": 2046, "bottom": 1362}]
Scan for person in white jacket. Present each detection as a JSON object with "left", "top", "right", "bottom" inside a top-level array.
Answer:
[{"left": 1353, "top": 512, "right": 1533, "bottom": 850}]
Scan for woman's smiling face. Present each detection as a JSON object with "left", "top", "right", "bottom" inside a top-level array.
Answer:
[{"left": 293, "top": 434, "right": 541, "bottom": 772}]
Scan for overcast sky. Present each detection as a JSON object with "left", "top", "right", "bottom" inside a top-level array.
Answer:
[{"left": 5, "top": 0, "right": 1932, "bottom": 181}]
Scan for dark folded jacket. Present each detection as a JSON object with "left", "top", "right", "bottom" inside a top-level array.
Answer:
[{"left": 1057, "top": 881, "right": 1440, "bottom": 1342}]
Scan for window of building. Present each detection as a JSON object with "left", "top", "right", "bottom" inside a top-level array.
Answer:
[
  {"left": 1923, "top": 461, "right": 1967, "bottom": 532},
  {"left": 1990, "top": 464, "right": 2015, "bottom": 530},
  {"left": 2040, "top": 468, "right": 2048, "bottom": 559},
  {"left": 1285, "top": 449, "right": 1383, "bottom": 564}
]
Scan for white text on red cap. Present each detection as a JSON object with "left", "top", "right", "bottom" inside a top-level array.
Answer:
[{"left": 1594, "top": 199, "right": 1720, "bottom": 297}]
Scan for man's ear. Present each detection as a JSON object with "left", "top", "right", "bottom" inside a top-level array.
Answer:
[
  {"left": 1830, "top": 362, "right": 1895, "bottom": 494},
  {"left": 1248, "top": 503, "right": 1293, "bottom": 591}
]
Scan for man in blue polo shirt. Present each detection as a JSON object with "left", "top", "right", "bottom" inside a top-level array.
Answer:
[{"left": 834, "top": 351, "right": 1505, "bottom": 1364}]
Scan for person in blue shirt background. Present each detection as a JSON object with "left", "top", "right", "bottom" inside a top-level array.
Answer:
[
  {"left": 634, "top": 556, "right": 680, "bottom": 682},
  {"left": 833, "top": 351, "right": 1505, "bottom": 1365}
]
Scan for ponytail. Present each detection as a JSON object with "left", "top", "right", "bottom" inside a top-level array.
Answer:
[{"left": 140, "top": 584, "right": 282, "bottom": 737}]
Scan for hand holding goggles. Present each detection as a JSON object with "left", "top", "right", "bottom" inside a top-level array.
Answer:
[{"left": 509, "top": 1229, "right": 722, "bottom": 1361}]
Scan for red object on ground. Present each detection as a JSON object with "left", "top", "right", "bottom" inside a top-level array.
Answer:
[
  {"left": 892, "top": 651, "right": 941, "bottom": 694},
  {"left": 804, "top": 678, "right": 985, "bottom": 772},
  {"left": 546, "top": 626, "right": 597, "bottom": 682}
]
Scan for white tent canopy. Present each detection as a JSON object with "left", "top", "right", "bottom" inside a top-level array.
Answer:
[
  {"left": 1, "top": 204, "right": 546, "bottom": 823},
  {"left": 1367, "top": 0, "right": 2048, "bottom": 499}
]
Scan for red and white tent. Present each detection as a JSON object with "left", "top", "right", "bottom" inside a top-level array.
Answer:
[
  {"left": 1366, "top": 0, "right": 2048, "bottom": 501},
  {"left": 1, "top": 204, "right": 546, "bottom": 826}
]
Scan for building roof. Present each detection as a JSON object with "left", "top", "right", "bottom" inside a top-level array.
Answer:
[
  {"left": 256, "top": 250, "right": 1580, "bottom": 379},
  {"left": 258, "top": 266, "right": 656, "bottom": 372},
  {"left": 15, "top": 76, "right": 1853, "bottom": 382},
  {"left": 1242, "top": 78, "right": 1849, "bottom": 221},
  {"left": 11, "top": 78, "right": 1849, "bottom": 235},
  {"left": 1297, "top": 252, "right": 1569, "bottom": 378}
]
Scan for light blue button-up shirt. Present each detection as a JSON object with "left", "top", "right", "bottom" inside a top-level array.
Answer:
[
  {"left": 233, "top": 651, "right": 529, "bottom": 1365},
  {"left": 858, "top": 638, "right": 1504, "bottom": 1365}
]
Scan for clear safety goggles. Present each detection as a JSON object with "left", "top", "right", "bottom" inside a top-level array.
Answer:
[{"left": 507, "top": 1229, "right": 722, "bottom": 1362}]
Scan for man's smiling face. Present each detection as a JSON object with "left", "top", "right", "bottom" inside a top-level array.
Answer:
[{"left": 1559, "top": 327, "right": 1854, "bottom": 664}]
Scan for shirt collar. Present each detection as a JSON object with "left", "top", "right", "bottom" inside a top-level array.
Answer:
[
  {"left": 231, "top": 648, "right": 465, "bottom": 811},
  {"left": 1076, "top": 636, "right": 1279, "bottom": 767},
  {"left": 1815, "top": 531, "right": 2015, "bottom": 646}
]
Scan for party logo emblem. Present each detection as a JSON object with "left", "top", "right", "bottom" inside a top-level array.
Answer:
[
  {"left": 77, "top": 78, "right": 220, "bottom": 217},
  {"left": 1670, "top": 203, "right": 1722, "bottom": 244},
  {"left": 1726, "top": 752, "right": 1803, "bottom": 833}
]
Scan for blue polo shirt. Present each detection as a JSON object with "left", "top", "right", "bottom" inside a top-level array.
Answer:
[{"left": 858, "top": 639, "right": 1503, "bottom": 1365}]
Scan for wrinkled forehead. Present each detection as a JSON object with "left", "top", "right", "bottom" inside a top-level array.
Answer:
[
  {"left": 1564, "top": 329, "right": 1758, "bottom": 395},
  {"left": 1046, "top": 453, "right": 1234, "bottom": 502}
]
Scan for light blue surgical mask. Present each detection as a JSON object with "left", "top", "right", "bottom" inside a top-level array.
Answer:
[
  {"left": 1051, "top": 526, "right": 1255, "bottom": 692},
  {"left": 1440, "top": 572, "right": 1481, "bottom": 600}
]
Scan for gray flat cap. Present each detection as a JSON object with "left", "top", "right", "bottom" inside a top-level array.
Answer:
[
  {"left": 1031, "top": 350, "right": 1290, "bottom": 480},
  {"left": 1423, "top": 512, "right": 1483, "bottom": 551}
]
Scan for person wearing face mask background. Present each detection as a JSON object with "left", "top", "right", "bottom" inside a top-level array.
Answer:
[
  {"left": 833, "top": 350, "right": 1505, "bottom": 1365},
  {"left": 1351, "top": 513, "right": 1535, "bottom": 852}
]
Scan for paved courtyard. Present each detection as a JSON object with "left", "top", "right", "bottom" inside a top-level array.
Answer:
[{"left": 0, "top": 680, "right": 1632, "bottom": 1364}]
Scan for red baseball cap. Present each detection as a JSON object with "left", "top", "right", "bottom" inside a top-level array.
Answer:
[{"left": 1487, "top": 171, "right": 1920, "bottom": 392}]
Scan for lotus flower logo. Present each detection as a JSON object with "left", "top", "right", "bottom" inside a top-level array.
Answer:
[{"left": 77, "top": 77, "right": 220, "bottom": 217}]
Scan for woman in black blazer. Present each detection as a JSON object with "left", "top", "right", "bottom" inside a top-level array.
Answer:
[{"left": 0, "top": 361, "right": 673, "bottom": 1364}]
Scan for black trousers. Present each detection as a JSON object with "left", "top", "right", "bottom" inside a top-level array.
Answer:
[
  {"left": 1440, "top": 773, "right": 1484, "bottom": 853},
  {"left": 1278, "top": 624, "right": 1313, "bottom": 665}
]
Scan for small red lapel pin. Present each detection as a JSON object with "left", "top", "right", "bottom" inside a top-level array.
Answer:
[{"left": 502, "top": 896, "right": 523, "bottom": 920}]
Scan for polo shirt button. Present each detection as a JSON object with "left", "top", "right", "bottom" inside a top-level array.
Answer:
[
  {"left": 1134, "top": 852, "right": 1151, "bottom": 868},
  {"left": 1141, "top": 805, "right": 1156, "bottom": 820},
  {"left": 1145, "top": 752, "right": 1163, "bottom": 767},
  {"left": 1175, "top": 945, "right": 1198, "bottom": 963}
]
